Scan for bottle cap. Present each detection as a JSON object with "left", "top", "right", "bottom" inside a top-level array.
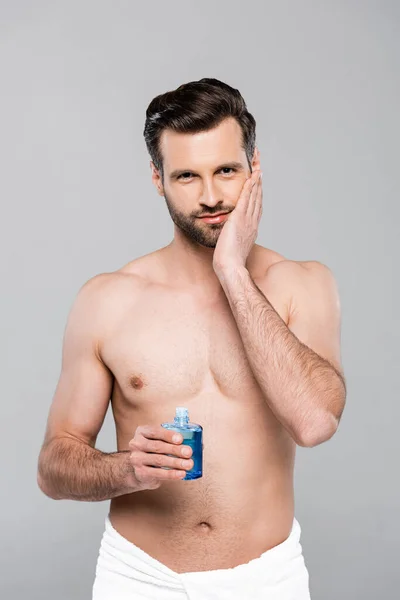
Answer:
[{"left": 175, "top": 407, "right": 189, "bottom": 419}]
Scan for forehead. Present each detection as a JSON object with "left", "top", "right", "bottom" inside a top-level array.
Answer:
[{"left": 160, "top": 117, "right": 245, "bottom": 173}]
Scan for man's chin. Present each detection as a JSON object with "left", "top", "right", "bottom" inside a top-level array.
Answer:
[
  {"left": 199, "top": 241, "right": 217, "bottom": 249},
  {"left": 195, "top": 232, "right": 220, "bottom": 249},
  {"left": 189, "top": 235, "right": 217, "bottom": 249},
  {"left": 173, "top": 219, "right": 221, "bottom": 248}
]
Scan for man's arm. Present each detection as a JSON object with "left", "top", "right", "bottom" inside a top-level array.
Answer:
[
  {"left": 37, "top": 274, "right": 140, "bottom": 501},
  {"left": 217, "top": 260, "right": 346, "bottom": 447}
]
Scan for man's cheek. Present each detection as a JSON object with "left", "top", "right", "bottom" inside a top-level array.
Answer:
[{"left": 226, "top": 178, "right": 246, "bottom": 201}]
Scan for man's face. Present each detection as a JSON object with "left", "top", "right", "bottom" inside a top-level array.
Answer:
[{"left": 153, "top": 117, "right": 255, "bottom": 248}]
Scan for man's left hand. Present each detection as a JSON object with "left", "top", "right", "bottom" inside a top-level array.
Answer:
[{"left": 213, "top": 168, "right": 263, "bottom": 277}]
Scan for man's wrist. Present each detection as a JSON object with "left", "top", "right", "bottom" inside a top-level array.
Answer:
[
  {"left": 214, "top": 263, "right": 249, "bottom": 286},
  {"left": 110, "top": 450, "right": 142, "bottom": 494}
]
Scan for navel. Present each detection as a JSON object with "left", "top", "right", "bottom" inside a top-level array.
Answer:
[{"left": 197, "top": 521, "right": 212, "bottom": 532}]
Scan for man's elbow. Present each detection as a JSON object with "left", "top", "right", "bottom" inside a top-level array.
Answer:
[
  {"left": 37, "top": 469, "right": 62, "bottom": 500},
  {"left": 297, "top": 413, "right": 339, "bottom": 448}
]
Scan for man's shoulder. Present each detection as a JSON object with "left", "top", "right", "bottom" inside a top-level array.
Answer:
[
  {"left": 118, "top": 248, "right": 166, "bottom": 280},
  {"left": 78, "top": 269, "right": 145, "bottom": 298},
  {"left": 80, "top": 249, "right": 164, "bottom": 295},
  {"left": 262, "top": 254, "right": 338, "bottom": 322},
  {"left": 75, "top": 263, "right": 151, "bottom": 315},
  {"left": 266, "top": 256, "right": 334, "bottom": 286},
  {"left": 255, "top": 246, "right": 335, "bottom": 297}
]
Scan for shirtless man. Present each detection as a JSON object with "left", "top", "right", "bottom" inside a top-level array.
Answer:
[{"left": 37, "top": 78, "right": 346, "bottom": 599}]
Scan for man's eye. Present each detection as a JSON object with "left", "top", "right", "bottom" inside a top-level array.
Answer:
[{"left": 178, "top": 167, "right": 235, "bottom": 180}]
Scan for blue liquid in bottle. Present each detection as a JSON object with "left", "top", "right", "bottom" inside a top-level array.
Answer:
[{"left": 161, "top": 407, "right": 203, "bottom": 480}]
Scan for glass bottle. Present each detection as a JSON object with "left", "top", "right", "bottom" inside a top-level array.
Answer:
[{"left": 161, "top": 407, "right": 203, "bottom": 480}]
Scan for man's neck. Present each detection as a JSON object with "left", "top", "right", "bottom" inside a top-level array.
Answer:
[{"left": 164, "top": 235, "right": 220, "bottom": 289}]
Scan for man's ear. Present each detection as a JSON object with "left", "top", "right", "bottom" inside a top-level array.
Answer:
[
  {"left": 250, "top": 147, "right": 261, "bottom": 172},
  {"left": 150, "top": 161, "right": 164, "bottom": 196}
]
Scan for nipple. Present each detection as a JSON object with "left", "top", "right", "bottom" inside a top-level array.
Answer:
[{"left": 130, "top": 375, "right": 144, "bottom": 390}]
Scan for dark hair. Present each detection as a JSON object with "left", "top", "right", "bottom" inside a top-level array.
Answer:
[{"left": 143, "top": 78, "right": 256, "bottom": 182}]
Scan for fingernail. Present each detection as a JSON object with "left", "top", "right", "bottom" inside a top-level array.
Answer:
[{"left": 173, "top": 434, "right": 182, "bottom": 443}]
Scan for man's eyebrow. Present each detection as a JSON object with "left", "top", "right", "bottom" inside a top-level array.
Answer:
[{"left": 169, "top": 161, "right": 245, "bottom": 179}]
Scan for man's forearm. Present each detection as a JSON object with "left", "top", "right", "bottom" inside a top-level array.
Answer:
[
  {"left": 37, "top": 437, "right": 140, "bottom": 501},
  {"left": 218, "top": 266, "right": 345, "bottom": 446}
]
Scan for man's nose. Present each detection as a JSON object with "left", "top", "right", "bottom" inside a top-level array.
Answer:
[{"left": 200, "top": 180, "right": 222, "bottom": 207}]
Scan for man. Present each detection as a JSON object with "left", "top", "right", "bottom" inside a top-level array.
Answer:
[{"left": 37, "top": 78, "right": 346, "bottom": 599}]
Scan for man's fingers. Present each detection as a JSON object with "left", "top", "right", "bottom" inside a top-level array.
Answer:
[
  {"left": 144, "top": 466, "right": 187, "bottom": 480},
  {"left": 247, "top": 171, "right": 262, "bottom": 217},
  {"left": 252, "top": 173, "right": 263, "bottom": 220},
  {"left": 136, "top": 425, "right": 183, "bottom": 445},
  {"left": 237, "top": 171, "right": 258, "bottom": 213},
  {"left": 237, "top": 177, "right": 253, "bottom": 213}
]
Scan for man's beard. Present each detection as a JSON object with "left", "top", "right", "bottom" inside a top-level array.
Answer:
[{"left": 163, "top": 191, "right": 229, "bottom": 248}]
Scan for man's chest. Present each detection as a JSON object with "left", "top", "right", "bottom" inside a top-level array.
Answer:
[{"left": 101, "top": 281, "right": 290, "bottom": 406}]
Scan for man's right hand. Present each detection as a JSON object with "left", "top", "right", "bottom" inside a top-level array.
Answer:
[{"left": 128, "top": 425, "right": 194, "bottom": 490}]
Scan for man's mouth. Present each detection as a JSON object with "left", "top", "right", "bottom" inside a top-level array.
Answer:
[{"left": 197, "top": 212, "right": 230, "bottom": 224}]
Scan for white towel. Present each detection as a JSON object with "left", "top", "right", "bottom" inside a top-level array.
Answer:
[{"left": 92, "top": 513, "right": 311, "bottom": 599}]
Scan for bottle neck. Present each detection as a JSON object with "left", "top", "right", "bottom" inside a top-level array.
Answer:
[{"left": 174, "top": 415, "right": 189, "bottom": 427}]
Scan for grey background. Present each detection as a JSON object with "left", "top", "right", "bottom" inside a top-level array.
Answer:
[{"left": 1, "top": 1, "right": 399, "bottom": 598}]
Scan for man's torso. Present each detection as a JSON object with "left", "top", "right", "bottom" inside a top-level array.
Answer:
[{"left": 96, "top": 244, "right": 300, "bottom": 573}]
